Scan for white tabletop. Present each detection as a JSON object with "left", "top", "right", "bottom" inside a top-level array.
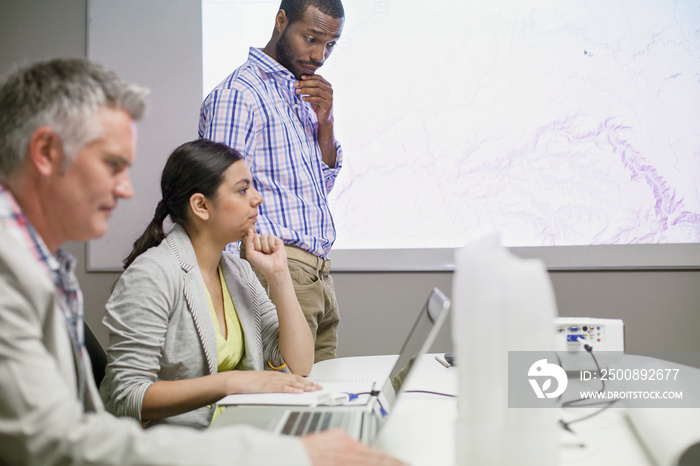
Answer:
[{"left": 310, "top": 354, "right": 656, "bottom": 466}]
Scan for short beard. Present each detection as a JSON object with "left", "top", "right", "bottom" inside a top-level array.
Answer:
[{"left": 275, "top": 29, "right": 302, "bottom": 80}]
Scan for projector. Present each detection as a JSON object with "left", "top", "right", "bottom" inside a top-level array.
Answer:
[{"left": 554, "top": 317, "right": 625, "bottom": 371}]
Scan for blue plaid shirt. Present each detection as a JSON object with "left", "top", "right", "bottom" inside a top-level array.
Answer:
[
  {"left": 198, "top": 47, "right": 343, "bottom": 259},
  {"left": 0, "top": 184, "right": 86, "bottom": 400}
]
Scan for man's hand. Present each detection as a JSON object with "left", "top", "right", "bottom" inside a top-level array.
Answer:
[
  {"left": 296, "top": 74, "right": 338, "bottom": 168},
  {"left": 296, "top": 74, "right": 334, "bottom": 126},
  {"left": 302, "top": 429, "right": 408, "bottom": 466}
]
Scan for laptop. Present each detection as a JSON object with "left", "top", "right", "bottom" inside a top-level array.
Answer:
[{"left": 212, "top": 287, "right": 451, "bottom": 444}]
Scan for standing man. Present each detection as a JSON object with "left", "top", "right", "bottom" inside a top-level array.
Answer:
[
  {"left": 0, "top": 58, "right": 402, "bottom": 466},
  {"left": 199, "top": 0, "right": 345, "bottom": 362}
]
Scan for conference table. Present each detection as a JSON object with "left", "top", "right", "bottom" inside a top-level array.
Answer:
[
  {"left": 308, "top": 353, "right": 659, "bottom": 466},
  {"left": 214, "top": 352, "right": 699, "bottom": 465}
]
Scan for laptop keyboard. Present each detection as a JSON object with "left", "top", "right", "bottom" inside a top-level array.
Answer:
[{"left": 282, "top": 411, "right": 354, "bottom": 436}]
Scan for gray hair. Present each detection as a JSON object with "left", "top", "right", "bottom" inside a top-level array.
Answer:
[{"left": 0, "top": 58, "right": 149, "bottom": 182}]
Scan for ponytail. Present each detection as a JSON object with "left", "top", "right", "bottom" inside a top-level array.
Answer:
[
  {"left": 122, "top": 200, "right": 170, "bottom": 269},
  {"left": 121, "top": 139, "right": 243, "bottom": 270}
]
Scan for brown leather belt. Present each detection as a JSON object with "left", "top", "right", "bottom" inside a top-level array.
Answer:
[{"left": 283, "top": 245, "right": 331, "bottom": 274}]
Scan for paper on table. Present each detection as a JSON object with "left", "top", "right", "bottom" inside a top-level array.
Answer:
[
  {"left": 216, "top": 379, "right": 376, "bottom": 407},
  {"left": 623, "top": 357, "right": 700, "bottom": 466},
  {"left": 626, "top": 408, "right": 700, "bottom": 466}
]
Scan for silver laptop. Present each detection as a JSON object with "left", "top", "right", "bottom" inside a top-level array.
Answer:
[{"left": 212, "top": 287, "right": 451, "bottom": 444}]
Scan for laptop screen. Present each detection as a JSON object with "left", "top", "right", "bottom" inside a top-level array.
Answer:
[{"left": 377, "top": 288, "right": 451, "bottom": 414}]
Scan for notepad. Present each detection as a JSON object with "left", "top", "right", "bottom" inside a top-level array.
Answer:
[{"left": 217, "top": 378, "right": 376, "bottom": 407}]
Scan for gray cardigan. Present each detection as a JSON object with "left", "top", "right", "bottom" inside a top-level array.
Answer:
[{"left": 100, "top": 224, "right": 286, "bottom": 429}]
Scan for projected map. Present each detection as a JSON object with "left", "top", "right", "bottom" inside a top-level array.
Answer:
[{"left": 203, "top": 0, "right": 700, "bottom": 250}]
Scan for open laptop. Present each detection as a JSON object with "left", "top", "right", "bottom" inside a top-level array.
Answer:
[{"left": 212, "top": 287, "right": 451, "bottom": 444}]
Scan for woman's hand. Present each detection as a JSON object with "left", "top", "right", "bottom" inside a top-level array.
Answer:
[
  {"left": 142, "top": 370, "right": 320, "bottom": 421},
  {"left": 225, "top": 370, "right": 321, "bottom": 395},
  {"left": 243, "top": 228, "right": 315, "bottom": 376},
  {"left": 243, "top": 228, "right": 288, "bottom": 279}
]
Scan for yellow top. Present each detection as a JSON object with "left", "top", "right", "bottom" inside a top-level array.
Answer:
[{"left": 205, "top": 266, "right": 244, "bottom": 425}]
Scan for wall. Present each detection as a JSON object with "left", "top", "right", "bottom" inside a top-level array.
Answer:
[
  {"left": 1, "top": 0, "right": 698, "bottom": 365},
  {"left": 0, "top": 0, "right": 86, "bottom": 66}
]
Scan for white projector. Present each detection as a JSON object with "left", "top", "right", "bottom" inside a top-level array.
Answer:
[{"left": 554, "top": 317, "right": 625, "bottom": 371}]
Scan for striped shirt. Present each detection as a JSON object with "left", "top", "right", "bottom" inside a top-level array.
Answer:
[
  {"left": 198, "top": 47, "right": 343, "bottom": 259},
  {"left": 0, "top": 184, "right": 86, "bottom": 400}
]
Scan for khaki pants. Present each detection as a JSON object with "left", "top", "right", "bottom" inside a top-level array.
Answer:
[{"left": 242, "top": 244, "right": 339, "bottom": 362}]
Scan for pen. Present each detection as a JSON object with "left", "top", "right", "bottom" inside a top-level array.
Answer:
[{"left": 435, "top": 355, "right": 450, "bottom": 368}]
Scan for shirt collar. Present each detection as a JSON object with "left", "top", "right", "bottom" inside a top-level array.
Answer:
[
  {"left": 248, "top": 47, "right": 296, "bottom": 80},
  {"left": 0, "top": 183, "right": 68, "bottom": 276}
]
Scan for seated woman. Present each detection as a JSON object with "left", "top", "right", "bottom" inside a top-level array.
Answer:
[{"left": 100, "top": 139, "right": 318, "bottom": 429}]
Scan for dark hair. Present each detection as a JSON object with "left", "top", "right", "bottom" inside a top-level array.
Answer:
[
  {"left": 279, "top": 0, "right": 344, "bottom": 25},
  {"left": 123, "top": 139, "right": 243, "bottom": 269}
]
